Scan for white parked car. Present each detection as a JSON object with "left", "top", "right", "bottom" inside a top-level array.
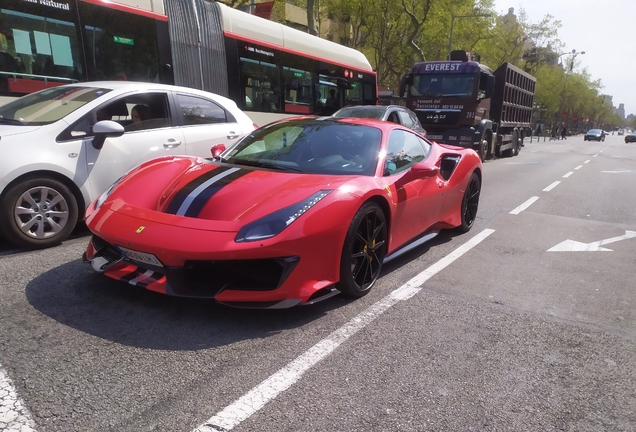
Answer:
[{"left": 0, "top": 82, "right": 257, "bottom": 249}]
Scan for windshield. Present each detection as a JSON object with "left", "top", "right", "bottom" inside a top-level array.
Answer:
[
  {"left": 410, "top": 73, "right": 476, "bottom": 98},
  {"left": 225, "top": 119, "right": 382, "bottom": 176},
  {"left": 333, "top": 107, "right": 385, "bottom": 120},
  {"left": 0, "top": 87, "right": 111, "bottom": 126}
]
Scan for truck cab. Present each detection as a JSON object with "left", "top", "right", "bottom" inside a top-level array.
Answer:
[
  {"left": 401, "top": 51, "right": 535, "bottom": 161},
  {"left": 400, "top": 51, "right": 495, "bottom": 151}
]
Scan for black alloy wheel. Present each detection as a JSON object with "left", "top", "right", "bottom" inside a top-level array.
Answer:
[
  {"left": 337, "top": 202, "right": 388, "bottom": 298},
  {"left": 456, "top": 172, "right": 481, "bottom": 233}
]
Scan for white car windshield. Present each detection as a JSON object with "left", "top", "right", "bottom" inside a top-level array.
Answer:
[{"left": 0, "top": 86, "right": 111, "bottom": 126}]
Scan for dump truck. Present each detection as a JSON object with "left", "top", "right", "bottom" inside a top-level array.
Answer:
[{"left": 400, "top": 51, "right": 536, "bottom": 161}]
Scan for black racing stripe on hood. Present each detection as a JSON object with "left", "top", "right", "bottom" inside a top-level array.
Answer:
[
  {"left": 183, "top": 168, "right": 251, "bottom": 218},
  {"left": 165, "top": 165, "right": 236, "bottom": 215}
]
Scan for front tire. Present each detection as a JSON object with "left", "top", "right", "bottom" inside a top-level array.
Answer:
[
  {"left": 455, "top": 172, "right": 481, "bottom": 233},
  {"left": 478, "top": 139, "right": 488, "bottom": 162},
  {"left": 0, "top": 178, "right": 79, "bottom": 249},
  {"left": 337, "top": 202, "right": 387, "bottom": 298}
]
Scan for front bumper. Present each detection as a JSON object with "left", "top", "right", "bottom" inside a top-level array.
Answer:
[{"left": 84, "top": 205, "right": 346, "bottom": 307}]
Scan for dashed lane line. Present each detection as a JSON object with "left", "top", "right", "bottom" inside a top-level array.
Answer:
[
  {"left": 543, "top": 181, "right": 561, "bottom": 192},
  {"left": 509, "top": 196, "right": 539, "bottom": 215},
  {"left": 194, "top": 229, "right": 496, "bottom": 432}
]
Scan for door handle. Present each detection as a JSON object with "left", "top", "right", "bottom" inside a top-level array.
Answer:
[
  {"left": 163, "top": 139, "right": 182, "bottom": 149},
  {"left": 227, "top": 131, "right": 239, "bottom": 140}
]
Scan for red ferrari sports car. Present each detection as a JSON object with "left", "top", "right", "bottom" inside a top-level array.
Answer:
[{"left": 83, "top": 116, "right": 482, "bottom": 308}]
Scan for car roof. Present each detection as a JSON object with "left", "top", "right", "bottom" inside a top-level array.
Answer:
[
  {"left": 284, "top": 115, "right": 424, "bottom": 133},
  {"left": 60, "top": 81, "right": 238, "bottom": 106},
  {"left": 339, "top": 105, "right": 409, "bottom": 111}
]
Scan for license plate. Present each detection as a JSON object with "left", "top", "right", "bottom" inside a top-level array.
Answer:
[{"left": 118, "top": 246, "right": 163, "bottom": 267}]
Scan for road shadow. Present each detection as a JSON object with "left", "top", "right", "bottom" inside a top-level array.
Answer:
[
  {"left": 24, "top": 228, "right": 462, "bottom": 352},
  {"left": 0, "top": 222, "right": 92, "bottom": 256},
  {"left": 25, "top": 258, "right": 348, "bottom": 351}
]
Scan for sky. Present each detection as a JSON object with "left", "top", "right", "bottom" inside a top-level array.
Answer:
[{"left": 492, "top": 0, "right": 635, "bottom": 117}]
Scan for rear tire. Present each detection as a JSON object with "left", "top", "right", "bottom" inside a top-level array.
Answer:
[
  {"left": 455, "top": 172, "right": 481, "bottom": 233},
  {"left": 511, "top": 130, "right": 520, "bottom": 156},
  {"left": 0, "top": 178, "right": 79, "bottom": 249},
  {"left": 337, "top": 202, "right": 387, "bottom": 298}
]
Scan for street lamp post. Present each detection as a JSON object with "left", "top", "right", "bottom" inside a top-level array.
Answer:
[
  {"left": 448, "top": 13, "right": 492, "bottom": 59},
  {"left": 555, "top": 49, "right": 585, "bottom": 133}
]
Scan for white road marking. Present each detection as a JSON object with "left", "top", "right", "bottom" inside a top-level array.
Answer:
[
  {"left": 543, "top": 181, "right": 561, "bottom": 192},
  {"left": 0, "top": 365, "right": 37, "bottom": 431},
  {"left": 563, "top": 172, "right": 574, "bottom": 178},
  {"left": 510, "top": 196, "right": 539, "bottom": 215},
  {"left": 601, "top": 170, "right": 631, "bottom": 174},
  {"left": 574, "top": 165, "right": 583, "bottom": 170},
  {"left": 194, "top": 229, "right": 496, "bottom": 432},
  {"left": 548, "top": 230, "right": 636, "bottom": 252},
  {"left": 584, "top": 160, "right": 590, "bottom": 164}
]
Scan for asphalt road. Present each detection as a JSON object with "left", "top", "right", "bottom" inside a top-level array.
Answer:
[{"left": 1, "top": 133, "right": 635, "bottom": 431}]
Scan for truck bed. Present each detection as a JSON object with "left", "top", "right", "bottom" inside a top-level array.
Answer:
[{"left": 490, "top": 62, "right": 536, "bottom": 128}]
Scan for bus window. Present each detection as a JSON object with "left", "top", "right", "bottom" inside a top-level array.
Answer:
[
  {"left": 238, "top": 46, "right": 282, "bottom": 114},
  {"left": 282, "top": 65, "right": 313, "bottom": 114},
  {"left": 0, "top": 3, "right": 82, "bottom": 96},
  {"left": 78, "top": 1, "right": 162, "bottom": 83}
]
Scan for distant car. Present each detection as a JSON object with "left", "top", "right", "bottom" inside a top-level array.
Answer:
[
  {"left": 617, "top": 129, "right": 624, "bottom": 135},
  {"left": 83, "top": 116, "right": 482, "bottom": 308},
  {"left": 0, "top": 81, "right": 256, "bottom": 249},
  {"left": 584, "top": 129, "right": 605, "bottom": 141},
  {"left": 625, "top": 131, "right": 636, "bottom": 143},
  {"left": 333, "top": 105, "right": 427, "bottom": 136}
]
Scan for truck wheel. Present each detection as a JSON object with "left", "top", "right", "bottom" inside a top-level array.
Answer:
[
  {"left": 0, "top": 178, "right": 79, "bottom": 249},
  {"left": 511, "top": 130, "right": 520, "bottom": 156},
  {"left": 478, "top": 139, "right": 488, "bottom": 162}
]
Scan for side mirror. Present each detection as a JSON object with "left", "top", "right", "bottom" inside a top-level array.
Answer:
[
  {"left": 410, "top": 162, "right": 439, "bottom": 178},
  {"left": 91, "top": 120, "right": 124, "bottom": 150},
  {"left": 484, "top": 75, "right": 495, "bottom": 99},
  {"left": 210, "top": 144, "right": 227, "bottom": 158},
  {"left": 399, "top": 74, "right": 413, "bottom": 98},
  {"left": 396, "top": 162, "right": 439, "bottom": 184}
]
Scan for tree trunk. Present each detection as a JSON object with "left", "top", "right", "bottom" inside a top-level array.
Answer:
[{"left": 307, "top": 0, "right": 317, "bottom": 35}]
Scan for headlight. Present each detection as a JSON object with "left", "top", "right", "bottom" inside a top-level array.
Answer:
[
  {"left": 235, "top": 190, "right": 332, "bottom": 242},
  {"left": 94, "top": 176, "right": 124, "bottom": 210}
]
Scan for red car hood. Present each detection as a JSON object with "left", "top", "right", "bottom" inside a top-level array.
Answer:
[{"left": 109, "top": 158, "right": 359, "bottom": 225}]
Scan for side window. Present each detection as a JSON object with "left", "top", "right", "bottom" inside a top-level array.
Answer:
[
  {"left": 176, "top": 94, "right": 234, "bottom": 126},
  {"left": 92, "top": 93, "right": 171, "bottom": 133},
  {"left": 384, "top": 129, "right": 429, "bottom": 176},
  {"left": 409, "top": 112, "right": 423, "bottom": 128},
  {"left": 397, "top": 111, "right": 414, "bottom": 128},
  {"left": 387, "top": 111, "right": 400, "bottom": 124},
  {"left": 57, "top": 114, "right": 93, "bottom": 141}
]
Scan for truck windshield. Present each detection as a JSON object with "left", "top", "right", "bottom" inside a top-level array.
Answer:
[{"left": 410, "top": 73, "right": 475, "bottom": 98}]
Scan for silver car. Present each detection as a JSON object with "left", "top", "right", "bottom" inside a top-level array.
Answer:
[{"left": 333, "top": 105, "right": 427, "bottom": 136}]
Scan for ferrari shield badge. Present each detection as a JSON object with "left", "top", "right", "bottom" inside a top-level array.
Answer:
[{"left": 135, "top": 226, "right": 146, "bottom": 234}]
